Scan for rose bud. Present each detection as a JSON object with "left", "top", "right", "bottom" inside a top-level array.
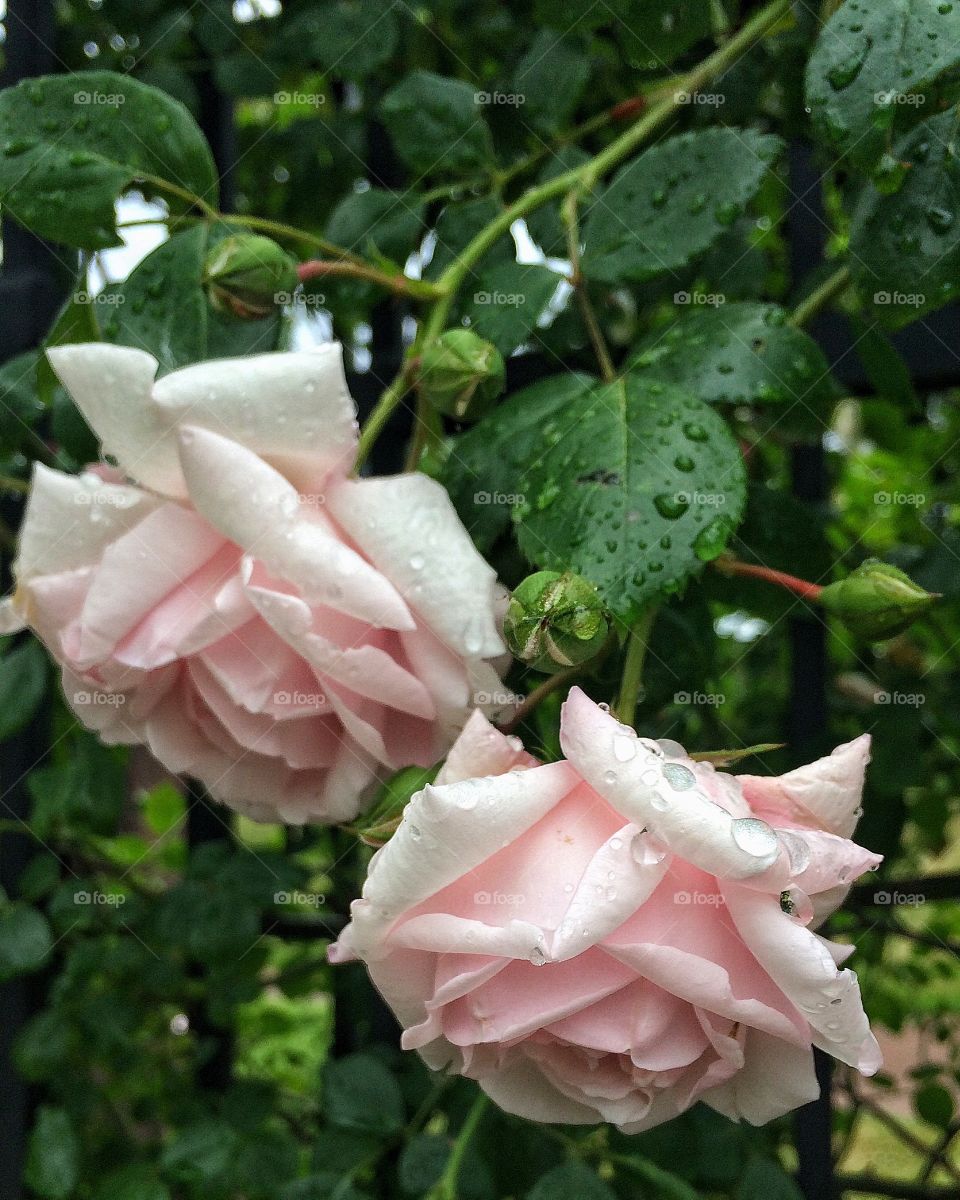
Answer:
[
  {"left": 203, "top": 233, "right": 299, "bottom": 319},
  {"left": 818, "top": 559, "right": 939, "bottom": 641},
  {"left": 418, "top": 330, "right": 506, "bottom": 421},
  {"left": 504, "top": 571, "right": 611, "bottom": 674}
]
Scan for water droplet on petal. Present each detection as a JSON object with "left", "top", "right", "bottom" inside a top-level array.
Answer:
[
  {"left": 613, "top": 734, "right": 636, "bottom": 762},
  {"left": 529, "top": 945, "right": 547, "bottom": 966},
  {"left": 731, "top": 816, "right": 779, "bottom": 858},
  {"left": 780, "top": 830, "right": 812, "bottom": 875},
  {"left": 663, "top": 763, "right": 696, "bottom": 791}
]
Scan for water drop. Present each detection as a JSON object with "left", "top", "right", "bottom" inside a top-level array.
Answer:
[
  {"left": 731, "top": 817, "right": 779, "bottom": 858},
  {"left": 650, "top": 790, "right": 670, "bottom": 812},
  {"left": 714, "top": 201, "right": 739, "bottom": 226},
  {"left": 663, "top": 763, "right": 696, "bottom": 791},
  {"left": 780, "top": 830, "right": 811, "bottom": 874},
  {"left": 693, "top": 517, "right": 730, "bottom": 563},
  {"left": 654, "top": 492, "right": 688, "bottom": 519},
  {"left": 603, "top": 768, "right": 618, "bottom": 785},
  {"left": 2, "top": 138, "right": 34, "bottom": 157},
  {"left": 409, "top": 553, "right": 425, "bottom": 571},
  {"left": 674, "top": 453, "right": 695, "bottom": 472},
  {"left": 408, "top": 823, "right": 422, "bottom": 840},
  {"left": 827, "top": 50, "right": 866, "bottom": 91},
  {"left": 682, "top": 421, "right": 708, "bottom": 442},
  {"left": 529, "top": 945, "right": 547, "bottom": 967},
  {"left": 613, "top": 734, "right": 636, "bottom": 762}
]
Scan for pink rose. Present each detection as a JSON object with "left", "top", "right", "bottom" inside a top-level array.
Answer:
[
  {"left": 331, "top": 687, "right": 881, "bottom": 1131},
  {"left": 2, "top": 343, "right": 509, "bottom": 823}
]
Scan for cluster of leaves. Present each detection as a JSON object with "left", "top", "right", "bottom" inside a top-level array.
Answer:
[{"left": 1, "top": 0, "right": 960, "bottom": 1197}]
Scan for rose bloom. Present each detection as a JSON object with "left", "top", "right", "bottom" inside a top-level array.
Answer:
[
  {"left": 331, "top": 687, "right": 881, "bottom": 1131},
  {"left": 2, "top": 343, "right": 509, "bottom": 823}
]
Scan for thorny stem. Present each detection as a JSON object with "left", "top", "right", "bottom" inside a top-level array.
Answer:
[{"left": 297, "top": 258, "right": 444, "bottom": 300}]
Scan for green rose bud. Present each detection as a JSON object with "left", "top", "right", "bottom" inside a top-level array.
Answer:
[
  {"left": 203, "top": 233, "right": 299, "bottom": 319},
  {"left": 818, "top": 559, "right": 940, "bottom": 641},
  {"left": 504, "top": 571, "right": 611, "bottom": 674},
  {"left": 418, "top": 329, "right": 506, "bottom": 421}
]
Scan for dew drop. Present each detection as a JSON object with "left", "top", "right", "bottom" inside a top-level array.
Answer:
[
  {"left": 529, "top": 945, "right": 547, "bottom": 967},
  {"left": 654, "top": 492, "right": 688, "bottom": 519},
  {"left": 663, "top": 763, "right": 696, "bottom": 791},
  {"left": 730, "top": 816, "right": 779, "bottom": 858},
  {"left": 682, "top": 421, "right": 708, "bottom": 442},
  {"left": 613, "top": 734, "right": 636, "bottom": 762},
  {"left": 409, "top": 553, "right": 425, "bottom": 571},
  {"left": 780, "top": 830, "right": 812, "bottom": 874},
  {"left": 603, "top": 768, "right": 618, "bottom": 785}
]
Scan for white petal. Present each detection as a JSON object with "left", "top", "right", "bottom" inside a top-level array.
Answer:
[
  {"left": 178, "top": 427, "right": 413, "bottom": 629},
  {"left": 703, "top": 1030, "right": 820, "bottom": 1124},
  {"left": 153, "top": 344, "right": 357, "bottom": 490},
  {"left": 737, "top": 735, "right": 871, "bottom": 838},
  {"left": 559, "top": 688, "right": 779, "bottom": 880},
  {"left": 324, "top": 473, "right": 504, "bottom": 659},
  {"left": 16, "top": 464, "right": 159, "bottom": 580},
  {"left": 46, "top": 345, "right": 186, "bottom": 495}
]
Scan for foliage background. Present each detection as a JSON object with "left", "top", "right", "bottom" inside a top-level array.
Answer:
[{"left": 0, "top": 1, "right": 959, "bottom": 1198}]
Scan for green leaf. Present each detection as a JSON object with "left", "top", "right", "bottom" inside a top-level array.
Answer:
[
  {"left": 850, "top": 317, "right": 920, "bottom": 409},
  {"left": 0, "top": 70, "right": 218, "bottom": 248},
  {"left": 0, "top": 903, "right": 53, "bottom": 979},
  {"left": 582, "top": 128, "right": 781, "bottom": 284},
  {"left": 24, "top": 1107, "right": 79, "bottom": 1200},
  {"left": 851, "top": 112, "right": 960, "bottom": 327},
  {"left": 282, "top": 0, "right": 399, "bottom": 79},
  {"left": 527, "top": 1162, "right": 616, "bottom": 1200},
  {"left": 325, "top": 188, "right": 424, "bottom": 264},
  {"left": 160, "top": 1120, "right": 239, "bottom": 1184},
  {"left": 0, "top": 351, "right": 45, "bottom": 453},
  {"left": 91, "top": 1166, "right": 172, "bottom": 1200},
  {"left": 380, "top": 71, "right": 493, "bottom": 176},
  {"left": 629, "top": 302, "right": 836, "bottom": 411},
  {"left": 915, "top": 1080, "right": 956, "bottom": 1128},
  {"left": 323, "top": 1052, "right": 405, "bottom": 1134},
  {"left": 736, "top": 1158, "right": 803, "bottom": 1200},
  {"left": 426, "top": 197, "right": 515, "bottom": 281},
  {"left": 512, "top": 31, "right": 590, "bottom": 133},
  {"left": 612, "top": 1155, "right": 702, "bottom": 1200},
  {"left": 38, "top": 289, "right": 102, "bottom": 406},
  {"left": 0, "top": 639, "right": 47, "bottom": 741},
  {"left": 806, "top": 0, "right": 960, "bottom": 170},
  {"left": 512, "top": 373, "right": 747, "bottom": 619},
  {"left": 441, "top": 372, "right": 593, "bottom": 553},
  {"left": 461, "top": 262, "right": 561, "bottom": 354},
  {"left": 613, "top": 1, "right": 715, "bottom": 68},
  {"left": 101, "top": 225, "right": 281, "bottom": 373},
  {"left": 398, "top": 1135, "right": 448, "bottom": 1194}
]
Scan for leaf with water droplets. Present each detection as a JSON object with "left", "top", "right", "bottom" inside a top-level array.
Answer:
[
  {"left": 806, "top": 0, "right": 960, "bottom": 170},
  {"left": 511, "top": 373, "right": 746, "bottom": 620},
  {"left": 0, "top": 70, "right": 218, "bottom": 248},
  {"left": 581, "top": 128, "right": 781, "bottom": 284},
  {"left": 852, "top": 110, "right": 960, "bottom": 327},
  {"left": 628, "top": 303, "right": 837, "bottom": 414}
]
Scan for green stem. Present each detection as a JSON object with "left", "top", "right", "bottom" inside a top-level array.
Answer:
[
  {"left": 614, "top": 606, "right": 658, "bottom": 727},
  {"left": 354, "top": 365, "right": 415, "bottom": 473},
  {"left": 297, "top": 259, "right": 444, "bottom": 301},
  {"left": 790, "top": 264, "right": 851, "bottom": 328},
  {"left": 226, "top": 212, "right": 367, "bottom": 265},
  {"left": 136, "top": 172, "right": 220, "bottom": 221},
  {"left": 436, "top": 1092, "right": 489, "bottom": 1200}
]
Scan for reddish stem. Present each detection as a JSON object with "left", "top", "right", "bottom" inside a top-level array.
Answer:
[
  {"left": 715, "top": 557, "right": 824, "bottom": 601},
  {"left": 608, "top": 96, "right": 646, "bottom": 122}
]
